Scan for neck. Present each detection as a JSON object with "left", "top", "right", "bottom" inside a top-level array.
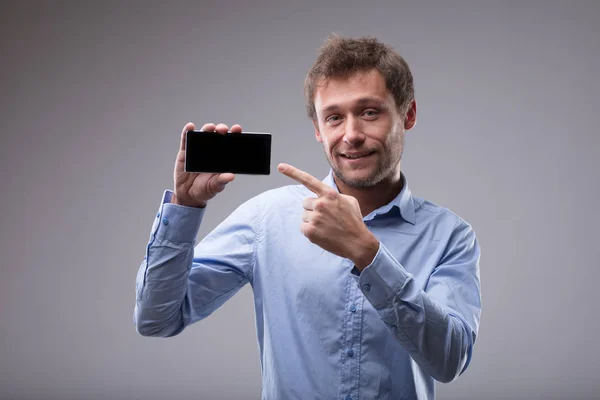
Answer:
[{"left": 333, "top": 168, "right": 403, "bottom": 217}]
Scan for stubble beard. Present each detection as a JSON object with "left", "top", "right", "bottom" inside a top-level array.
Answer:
[{"left": 325, "top": 131, "right": 405, "bottom": 189}]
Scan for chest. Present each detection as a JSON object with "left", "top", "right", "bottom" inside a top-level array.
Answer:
[{"left": 256, "top": 214, "right": 447, "bottom": 306}]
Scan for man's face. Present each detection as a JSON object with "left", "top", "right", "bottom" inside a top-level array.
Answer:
[{"left": 313, "top": 69, "right": 416, "bottom": 189}]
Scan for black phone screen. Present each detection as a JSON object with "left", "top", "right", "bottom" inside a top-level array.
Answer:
[{"left": 185, "top": 130, "right": 271, "bottom": 175}]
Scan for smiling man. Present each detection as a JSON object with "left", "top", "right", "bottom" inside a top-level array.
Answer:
[{"left": 134, "top": 34, "right": 482, "bottom": 400}]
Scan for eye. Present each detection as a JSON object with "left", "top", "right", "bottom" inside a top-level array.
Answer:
[
  {"left": 326, "top": 115, "right": 342, "bottom": 124},
  {"left": 362, "top": 109, "right": 379, "bottom": 119}
]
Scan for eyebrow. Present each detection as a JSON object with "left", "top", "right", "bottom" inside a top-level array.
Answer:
[{"left": 320, "top": 97, "right": 386, "bottom": 114}]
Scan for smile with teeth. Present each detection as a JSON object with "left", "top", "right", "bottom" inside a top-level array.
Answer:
[{"left": 341, "top": 151, "right": 374, "bottom": 159}]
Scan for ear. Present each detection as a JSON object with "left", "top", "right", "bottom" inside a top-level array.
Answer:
[
  {"left": 403, "top": 100, "right": 417, "bottom": 130},
  {"left": 313, "top": 119, "right": 323, "bottom": 143}
]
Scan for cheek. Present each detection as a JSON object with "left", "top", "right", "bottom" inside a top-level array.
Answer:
[
  {"left": 315, "top": 130, "right": 323, "bottom": 143},
  {"left": 319, "top": 133, "right": 338, "bottom": 153},
  {"left": 386, "top": 131, "right": 404, "bottom": 155},
  {"left": 322, "top": 138, "right": 334, "bottom": 154}
]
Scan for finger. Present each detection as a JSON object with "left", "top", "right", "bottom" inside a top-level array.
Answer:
[
  {"left": 201, "top": 123, "right": 217, "bottom": 132},
  {"left": 300, "top": 221, "right": 308, "bottom": 237},
  {"left": 216, "top": 173, "right": 235, "bottom": 185},
  {"left": 215, "top": 123, "right": 229, "bottom": 134},
  {"left": 180, "top": 122, "right": 195, "bottom": 151},
  {"left": 300, "top": 222, "right": 314, "bottom": 240},
  {"left": 278, "top": 163, "right": 331, "bottom": 196},
  {"left": 301, "top": 210, "right": 311, "bottom": 223},
  {"left": 209, "top": 173, "right": 234, "bottom": 194},
  {"left": 302, "top": 197, "right": 317, "bottom": 211},
  {"left": 230, "top": 124, "right": 243, "bottom": 133}
]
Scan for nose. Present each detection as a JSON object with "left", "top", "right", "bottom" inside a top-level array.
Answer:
[{"left": 342, "top": 116, "right": 366, "bottom": 146}]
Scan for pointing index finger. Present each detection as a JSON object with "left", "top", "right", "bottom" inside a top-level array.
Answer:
[{"left": 277, "top": 163, "right": 331, "bottom": 196}]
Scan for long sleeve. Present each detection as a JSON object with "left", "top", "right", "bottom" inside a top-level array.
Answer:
[
  {"left": 134, "top": 190, "right": 260, "bottom": 338},
  {"left": 357, "top": 220, "right": 482, "bottom": 383}
]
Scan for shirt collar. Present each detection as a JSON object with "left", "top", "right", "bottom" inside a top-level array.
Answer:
[{"left": 322, "top": 169, "right": 416, "bottom": 224}]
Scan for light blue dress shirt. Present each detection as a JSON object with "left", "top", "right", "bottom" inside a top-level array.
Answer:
[{"left": 134, "top": 171, "right": 482, "bottom": 400}]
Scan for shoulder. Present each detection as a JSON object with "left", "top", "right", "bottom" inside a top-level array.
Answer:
[
  {"left": 413, "top": 195, "right": 475, "bottom": 234},
  {"left": 239, "top": 183, "right": 310, "bottom": 216},
  {"left": 257, "top": 184, "right": 309, "bottom": 203},
  {"left": 411, "top": 196, "right": 480, "bottom": 265}
]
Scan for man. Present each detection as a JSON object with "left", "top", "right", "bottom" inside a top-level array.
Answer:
[{"left": 134, "top": 34, "right": 482, "bottom": 400}]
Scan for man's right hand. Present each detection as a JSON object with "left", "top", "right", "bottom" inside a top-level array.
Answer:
[{"left": 171, "top": 122, "right": 242, "bottom": 208}]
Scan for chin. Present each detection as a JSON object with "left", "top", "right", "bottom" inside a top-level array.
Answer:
[{"left": 334, "top": 168, "right": 382, "bottom": 189}]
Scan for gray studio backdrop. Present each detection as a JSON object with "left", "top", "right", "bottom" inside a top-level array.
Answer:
[{"left": 1, "top": 1, "right": 599, "bottom": 399}]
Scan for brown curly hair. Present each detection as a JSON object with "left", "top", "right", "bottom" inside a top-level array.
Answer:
[{"left": 304, "top": 34, "right": 415, "bottom": 121}]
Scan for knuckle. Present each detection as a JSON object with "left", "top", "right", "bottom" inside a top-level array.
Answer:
[
  {"left": 324, "top": 189, "right": 337, "bottom": 200},
  {"left": 313, "top": 200, "right": 324, "bottom": 211},
  {"left": 314, "top": 198, "right": 331, "bottom": 212},
  {"left": 304, "top": 223, "right": 316, "bottom": 237}
]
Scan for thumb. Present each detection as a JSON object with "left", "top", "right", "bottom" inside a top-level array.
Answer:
[
  {"left": 216, "top": 173, "right": 235, "bottom": 185},
  {"left": 210, "top": 173, "right": 235, "bottom": 194},
  {"left": 180, "top": 122, "right": 195, "bottom": 152}
]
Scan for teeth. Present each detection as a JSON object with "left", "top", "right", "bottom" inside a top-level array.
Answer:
[{"left": 343, "top": 153, "right": 370, "bottom": 159}]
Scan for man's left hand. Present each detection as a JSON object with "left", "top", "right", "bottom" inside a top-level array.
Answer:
[{"left": 278, "top": 163, "right": 379, "bottom": 270}]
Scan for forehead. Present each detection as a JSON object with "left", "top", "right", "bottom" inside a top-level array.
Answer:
[{"left": 313, "top": 69, "right": 392, "bottom": 111}]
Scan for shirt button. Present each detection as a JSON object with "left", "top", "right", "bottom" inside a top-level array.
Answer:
[
  {"left": 346, "top": 349, "right": 354, "bottom": 357},
  {"left": 362, "top": 284, "right": 371, "bottom": 292},
  {"left": 156, "top": 212, "right": 160, "bottom": 218},
  {"left": 349, "top": 304, "right": 357, "bottom": 313},
  {"left": 162, "top": 217, "right": 169, "bottom": 225},
  {"left": 391, "top": 325, "right": 398, "bottom": 332}
]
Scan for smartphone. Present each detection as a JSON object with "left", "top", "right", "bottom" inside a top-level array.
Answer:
[{"left": 185, "top": 130, "right": 272, "bottom": 175}]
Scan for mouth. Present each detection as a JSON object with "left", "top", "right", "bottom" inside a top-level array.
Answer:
[{"left": 339, "top": 151, "right": 376, "bottom": 160}]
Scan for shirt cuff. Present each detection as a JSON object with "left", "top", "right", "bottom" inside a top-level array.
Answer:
[
  {"left": 150, "top": 189, "right": 206, "bottom": 243},
  {"left": 358, "top": 242, "right": 412, "bottom": 309}
]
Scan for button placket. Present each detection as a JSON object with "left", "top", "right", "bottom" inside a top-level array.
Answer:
[{"left": 340, "top": 274, "right": 361, "bottom": 398}]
